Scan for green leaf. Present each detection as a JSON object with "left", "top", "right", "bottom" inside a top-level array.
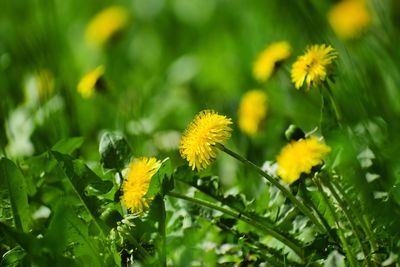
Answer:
[
  {"left": 324, "top": 250, "right": 345, "bottom": 267},
  {"left": 50, "top": 151, "right": 113, "bottom": 234},
  {"left": 100, "top": 207, "right": 123, "bottom": 228},
  {"left": 0, "top": 222, "right": 35, "bottom": 252},
  {"left": 145, "top": 158, "right": 174, "bottom": 198},
  {"left": 320, "top": 88, "right": 340, "bottom": 138},
  {"left": 174, "top": 165, "right": 222, "bottom": 197},
  {"left": 0, "top": 158, "right": 31, "bottom": 232},
  {"left": 174, "top": 166, "right": 277, "bottom": 229},
  {"left": 300, "top": 183, "right": 335, "bottom": 227},
  {"left": 0, "top": 221, "right": 80, "bottom": 266},
  {"left": 99, "top": 132, "right": 131, "bottom": 170},
  {"left": 1, "top": 246, "right": 26, "bottom": 267},
  {"left": 45, "top": 200, "right": 105, "bottom": 267},
  {"left": 390, "top": 183, "right": 400, "bottom": 206},
  {"left": 222, "top": 194, "right": 246, "bottom": 211},
  {"left": 52, "top": 137, "right": 84, "bottom": 154},
  {"left": 148, "top": 195, "right": 167, "bottom": 266}
]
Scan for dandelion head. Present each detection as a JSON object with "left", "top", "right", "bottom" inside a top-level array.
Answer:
[
  {"left": 86, "top": 6, "right": 129, "bottom": 47},
  {"left": 77, "top": 65, "right": 105, "bottom": 98},
  {"left": 238, "top": 90, "right": 268, "bottom": 135},
  {"left": 328, "top": 0, "right": 370, "bottom": 40},
  {"left": 121, "top": 157, "right": 161, "bottom": 213},
  {"left": 253, "top": 41, "right": 292, "bottom": 82},
  {"left": 291, "top": 44, "right": 337, "bottom": 90},
  {"left": 180, "top": 110, "right": 233, "bottom": 170},
  {"left": 277, "top": 137, "right": 331, "bottom": 184}
]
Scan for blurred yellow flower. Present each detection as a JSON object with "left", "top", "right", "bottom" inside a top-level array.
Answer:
[
  {"left": 253, "top": 41, "right": 292, "bottom": 82},
  {"left": 277, "top": 137, "right": 331, "bottom": 184},
  {"left": 86, "top": 6, "right": 129, "bottom": 47},
  {"left": 328, "top": 0, "right": 370, "bottom": 40},
  {"left": 180, "top": 110, "right": 232, "bottom": 170},
  {"left": 121, "top": 157, "right": 161, "bottom": 213},
  {"left": 77, "top": 65, "right": 105, "bottom": 98},
  {"left": 291, "top": 44, "right": 337, "bottom": 89},
  {"left": 238, "top": 90, "right": 268, "bottom": 135}
]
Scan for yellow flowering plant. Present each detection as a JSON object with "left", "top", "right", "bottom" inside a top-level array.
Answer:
[
  {"left": 253, "top": 41, "right": 292, "bottom": 82},
  {"left": 277, "top": 136, "right": 331, "bottom": 184},
  {"left": 291, "top": 44, "right": 337, "bottom": 90},
  {"left": 77, "top": 65, "right": 105, "bottom": 98},
  {"left": 3, "top": 1, "right": 399, "bottom": 266},
  {"left": 328, "top": 0, "right": 370, "bottom": 40},
  {"left": 238, "top": 90, "right": 268, "bottom": 135},
  {"left": 121, "top": 157, "right": 161, "bottom": 213},
  {"left": 86, "top": 6, "right": 129, "bottom": 47},
  {"left": 179, "top": 110, "right": 232, "bottom": 170}
]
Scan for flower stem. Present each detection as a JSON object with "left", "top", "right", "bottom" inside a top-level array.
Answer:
[
  {"left": 157, "top": 196, "right": 167, "bottom": 267},
  {"left": 313, "top": 177, "right": 358, "bottom": 267},
  {"left": 324, "top": 83, "right": 342, "bottom": 125},
  {"left": 175, "top": 178, "right": 299, "bottom": 246},
  {"left": 167, "top": 191, "right": 304, "bottom": 259},
  {"left": 217, "top": 144, "right": 327, "bottom": 234}
]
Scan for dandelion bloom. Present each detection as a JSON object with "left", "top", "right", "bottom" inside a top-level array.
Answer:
[
  {"left": 238, "top": 90, "right": 268, "bottom": 135},
  {"left": 77, "top": 65, "right": 105, "bottom": 98},
  {"left": 121, "top": 157, "right": 161, "bottom": 213},
  {"left": 291, "top": 44, "right": 337, "bottom": 90},
  {"left": 328, "top": 0, "right": 370, "bottom": 40},
  {"left": 86, "top": 6, "right": 129, "bottom": 47},
  {"left": 253, "top": 41, "right": 292, "bottom": 82},
  {"left": 277, "top": 137, "right": 331, "bottom": 184},
  {"left": 180, "top": 110, "right": 232, "bottom": 170}
]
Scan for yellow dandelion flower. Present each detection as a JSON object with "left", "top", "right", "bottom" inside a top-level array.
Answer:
[
  {"left": 77, "top": 65, "right": 105, "bottom": 98},
  {"left": 85, "top": 6, "right": 129, "bottom": 47},
  {"left": 277, "top": 137, "right": 331, "bottom": 184},
  {"left": 253, "top": 41, "right": 292, "bottom": 82},
  {"left": 291, "top": 44, "right": 337, "bottom": 90},
  {"left": 180, "top": 110, "right": 233, "bottom": 170},
  {"left": 238, "top": 90, "right": 268, "bottom": 135},
  {"left": 121, "top": 157, "right": 161, "bottom": 213},
  {"left": 328, "top": 0, "right": 370, "bottom": 40}
]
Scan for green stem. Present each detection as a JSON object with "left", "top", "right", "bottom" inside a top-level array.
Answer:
[
  {"left": 217, "top": 144, "right": 327, "bottom": 234},
  {"left": 174, "top": 179, "right": 307, "bottom": 259},
  {"left": 322, "top": 176, "right": 373, "bottom": 267},
  {"left": 313, "top": 177, "right": 358, "bottom": 267},
  {"left": 158, "top": 196, "right": 167, "bottom": 267},
  {"left": 330, "top": 178, "right": 380, "bottom": 263},
  {"left": 167, "top": 191, "right": 304, "bottom": 259},
  {"left": 324, "top": 83, "right": 342, "bottom": 125},
  {"left": 175, "top": 178, "right": 276, "bottom": 229}
]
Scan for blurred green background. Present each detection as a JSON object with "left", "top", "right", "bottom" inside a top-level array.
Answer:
[
  {"left": 1, "top": 0, "right": 399, "bottom": 159},
  {"left": 1, "top": 0, "right": 400, "bottom": 265}
]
